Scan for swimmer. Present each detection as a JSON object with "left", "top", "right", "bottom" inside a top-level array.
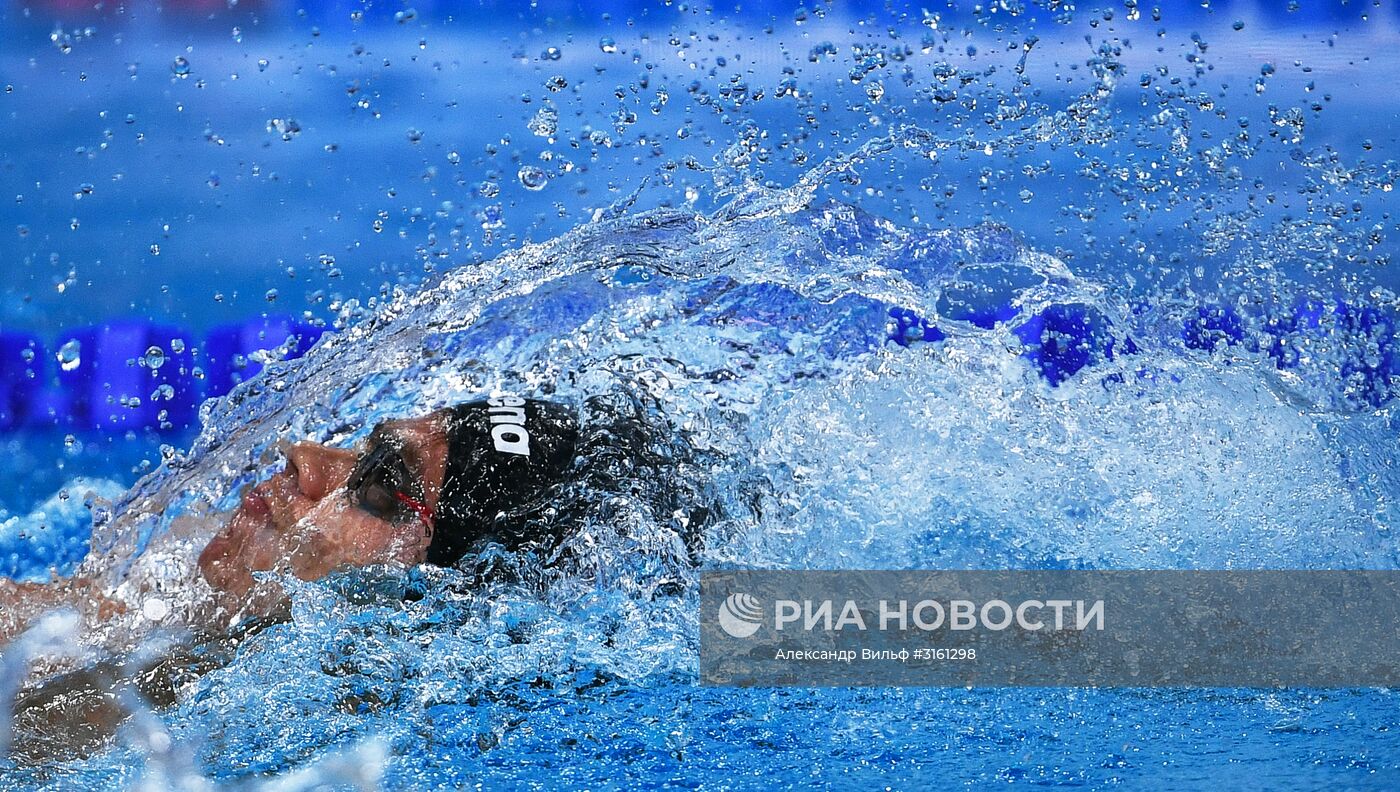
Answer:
[{"left": 1, "top": 391, "right": 716, "bottom": 758}]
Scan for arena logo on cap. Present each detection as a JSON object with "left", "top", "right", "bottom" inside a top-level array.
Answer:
[
  {"left": 717, "top": 592, "right": 764, "bottom": 638},
  {"left": 487, "top": 394, "right": 531, "bottom": 456}
]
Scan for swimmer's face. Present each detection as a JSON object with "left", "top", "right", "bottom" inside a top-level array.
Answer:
[{"left": 197, "top": 410, "right": 452, "bottom": 608}]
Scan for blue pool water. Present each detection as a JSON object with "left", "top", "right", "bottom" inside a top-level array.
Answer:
[{"left": 3, "top": 1, "right": 1400, "bottom": 789}]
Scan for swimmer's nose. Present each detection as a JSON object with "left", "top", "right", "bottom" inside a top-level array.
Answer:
[{"left": 284, "top": 442, "right": 358, "bottom": 502}]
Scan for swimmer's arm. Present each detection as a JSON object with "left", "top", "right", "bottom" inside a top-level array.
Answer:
[
  {"left": 0, "top": 577, "right": 126, "bottom": 646},
  {"left": 7, "top": 624, "right": 252, "bottom": 761},
  {"left": 7, "top": 651, "right": 191, "bottom": 761}
]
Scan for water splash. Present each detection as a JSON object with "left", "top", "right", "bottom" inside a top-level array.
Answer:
[{"left": 4, "top": 33, "right": 1400, "bottom": 784}]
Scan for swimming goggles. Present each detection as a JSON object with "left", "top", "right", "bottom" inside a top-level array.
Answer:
[{"left": 344, "top": 440, "right": 435, "bottom": 529}]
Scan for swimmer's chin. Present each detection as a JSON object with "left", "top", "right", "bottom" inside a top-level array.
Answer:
[{"left": 197, "top": 504, "right": 271, "bottom": 602}]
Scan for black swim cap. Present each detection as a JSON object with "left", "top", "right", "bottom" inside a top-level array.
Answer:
[{"left": 426, "top": 397, "right": 580, "bottom": 568}]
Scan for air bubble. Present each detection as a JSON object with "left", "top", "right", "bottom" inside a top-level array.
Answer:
[
  {"left": 171, "top": 56, "right": 191, "bottom": 78},
  {"left": 541, "top": 47, "right": 563, "bottom": 61},
  {"left": 599, "top": 37, "right": 618, "bottom": 54}
]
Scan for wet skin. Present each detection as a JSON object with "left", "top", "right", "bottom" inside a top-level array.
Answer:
[
  {"left": 0, "top": 410, "right": 457, "bottom": 758},
  {"left": 196, "top": 410, "right": 452, "bottom": 613}
]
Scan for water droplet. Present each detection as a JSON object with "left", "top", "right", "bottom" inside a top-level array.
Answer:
[
  {"left": 149, "top": 243, "right": 160, "bottom": 255},
  {"left": 545, "top": 75, "right": 568, "bottom": 92},
  {"left": 170, "top": 338, "right": 186, "bottom": 354},
  {"left": 517, "top": 165, "right": 548, "bottom": 191},
  {"left": 407, "top": 128, "right": 424, "bottom": 143},
  {"left": 265, "top": 288, "right": 279, "bottom": 302},
  {"left": 528, "top": 105, "right": 559, "bottom": 138},
  {"left": 257, "top": 58, "right": 269, "bottom": 72},
  {"left": 50, "top": 30, "right": 73, "bottom": 55},
  {"left": 142, "top": 598, "right": 169, "bottom": 621},
  {"left": 143, "top": 346, "right": 166, "bottom": 369},
  {"left": 394, "top": 7, "right": 417, "bottom": 23},
  {"left": 267, "top": 117, "right": 301, "bottom": 140},
  {"left": 171, "top": 56, "right": 191, "bottom": 78},
  {"left": 599, "top": 37, "right": 618, "bottom": 54},
  {"left": 541, "top": 46, "right": 562, "bottom": 61},
  {"left": 477, "top": 204, "right": 504, "bottom": 229},
  {"left": 57, "top": 339, "right": 82, "bottom": 371}
]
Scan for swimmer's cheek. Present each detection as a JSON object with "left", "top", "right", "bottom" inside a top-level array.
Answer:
[
  {"left": 391, "top": 535, "right": 430, "bottom": 566},
  {"left": 292, "top": 523, "right": 423, "bottom": 578}
]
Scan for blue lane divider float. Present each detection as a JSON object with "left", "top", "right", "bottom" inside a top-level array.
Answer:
[
  {"left": 1014, "top": 304, "right": 1137, "bottom": 387},
  {"left": 892, "top": 295, "right": 1398, "bottom": 407},
  {"left": 5, "top": 292, "right": 1396, "bottom": 436},
  {"left": 55, "top": 321, "right": 202, "bottom": 431},
  {"left": 1181, "top": 304, "right": 1246, "bottom": 351},
  {"left": 1261, "top": 299, "right": 1398, "bottom": 408},
  {"left": 204, "top": 317, "right": 324, "bottom": 399},
  {"left": 4, "top": 317, "right": 324, "bottom": 434},
  {"left": 888, "top": 302, "right": 1133, "bottom": 385},
  {"left": 0, "top": 332, "right": 44, "bottom": 432}
]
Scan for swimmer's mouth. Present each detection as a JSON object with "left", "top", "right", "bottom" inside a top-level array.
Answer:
[{"left": 241, "top": 485, "right": 272, "bottom": 520}]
